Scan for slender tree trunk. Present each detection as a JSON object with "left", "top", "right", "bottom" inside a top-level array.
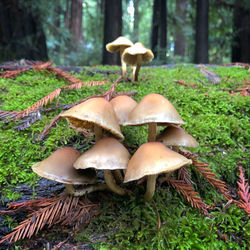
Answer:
[
  {"left": 194, "top": 0, "right": 209, "bottom": 63},
  {"left": 174, "top": 0, "right": 188, "bottom": 57},
  {"left": 65, "top": 0, "right": 71, "bottom": 30},
  {"left": 232, "top": 0, "right": 250, "bottom": 62},
  {"left": 159, "top": 0, "right": 167, "bottom": 61},
  {"left": 133, "top": 0, "right": 140, "bottom": 41},
  {"left": 0, "top": 0, "right": 48, "bottom": 62},
  {"left": 53, "top": 3, "right": 61, "bottom": 55},
  {"left": 70, "top": 0, "right": 83, "bottom": 44},
  {"left": 151, "top": 0, "right": 160, "bottom": 57},
  {"left": 102, "top": 0, "right": 122, "bottom": 65}
]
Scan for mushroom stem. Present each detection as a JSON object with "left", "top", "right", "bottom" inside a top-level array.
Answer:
[
  {"left": 104, "top": 170, "right": 127, "bottom": 195},
  {"left": 113, "top": 169, "right": 123, "bottom": 184},
  {"left": 144, "top": 175, "right": 157, "bottom": 201},
  {"left": 148, "top": 123, "right": 157, "bottom": 142},
  {"left": 132, "top": 54, "right": 142, "bottom": 81},
  {"left": 65, "top": 183, "right": 108, "bottom": 196},
  {"left": 172, "top": 146, "right": 180, "bottom": 152},
  {"left": 94, "top": 125, "right": 103, "bottom": 141},
  {"left": 143, "top": 122, "right": 158, "bottom": 201},
  {"left": 120, "top": 47, "right": 127, "bottom": 78}
]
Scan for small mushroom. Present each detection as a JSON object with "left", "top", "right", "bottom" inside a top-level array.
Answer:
[
  {"left": 123, "top": 93, "right": 185, "bottom": 142},
  {"left": 122, "top": 42, "right": 154, "bottom": 81},
  {"left": 60, "top": 97, "right": 123, "bottom": 141},
  {"left": 32, "top": 148, "right": 107, "bottom": 196},
  {"left": 106, "top": 36, "right": 133, "bottom": 78},
  {"left": 74, "top": 137, "right": 131, "bottom": 196},
  {"left": 110, "top": 95, "right": 137, "bottom": 126},
  {"left": 156, "top": 125, "right": 199, "bottom": 152},
  {"left": 60, "top": 97, "right": 125, "bottom": 194},
  {"left": 124, "top": 142, "right": 192, "bottom": 201}
]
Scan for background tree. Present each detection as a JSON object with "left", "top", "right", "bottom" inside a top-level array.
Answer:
[
  {"left": 194, "top": 0, "right": 209, "bottom": 63},
  {"left": 70, "top": 0, "right": 83, "bottom": 44},
  {"left": 174, "top": 0, "right": 188, "bottom": 58},
  {"left": 0, "top": 0, "right": 48, "bottom": 62},
  {"left": 102, "top": 0, "right": 122, "bottom": 65},
  {"left": 151, "top": 0, "right": 167, "bottom": 62},
  {"left": 232, "top": 0, "right": 250, "bottom": 62}
]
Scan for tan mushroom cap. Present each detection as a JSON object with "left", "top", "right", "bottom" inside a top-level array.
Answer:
[
  {"left": 124, "top": 142, "right": 192, "bottom": 182},
  {"left": 110, "top": 95, "right": 137, "bottom": 125},
  {"left": 106, "top": 36, "right": 133, "bottom": 53},
  {"left": 157, "top": 125, "right": 199, "bottom": 148},
  {"left": 74, "top": 137, "right": 130, "bottom": 170},
  {"left": 60, "top": 97, "right": 124, "bottom": 140},
  {"left": 32, "top": 147, "right": 97, "bottom": 185},
  {"left": 122, "top": 42, "right": 154, "bottom": 66},
  {"left": 123, "top": 93, "right": 185, "bottom": 126}
]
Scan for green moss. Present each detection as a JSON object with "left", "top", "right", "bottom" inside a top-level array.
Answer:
[{"left": 0, "top": 65, "right": 249, "bottom": 248}]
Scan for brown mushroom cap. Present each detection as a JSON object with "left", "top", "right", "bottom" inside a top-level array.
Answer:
[
  {"left": 124, "top": 142, "right": 192, "bottom": 182},
  {"left": 32, "top": 147, "right": 97, "bottom": 185},
  {"left": 60, "top": 97, "right": 124, "bottom": 140},
  {"left": 106, "top": 36, "right": 133, "bottom": 53},
  {"left": 123, "top": 93, "right": 185, "bottom": 126},
  {"left": 122, "top": 42, "right": 154, "bottom": 66},
  {"left": 74, "top": 137, "right": 130, "bottom": 170},
  {"left": 157, "top": 125, "right": 199, "bottom": 148},
  {"left": 110, "top": 95, "right": 137, "bottom": 125}
]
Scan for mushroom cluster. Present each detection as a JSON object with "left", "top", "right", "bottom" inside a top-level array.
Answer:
[
  {"left": 106, "top": 37, "right": 154, "bottom": 81},
  {"left": 32, "top": 92, "right": 198, "bottom": 202}
]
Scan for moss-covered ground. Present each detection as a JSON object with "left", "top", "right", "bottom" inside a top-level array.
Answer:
[{"left": 0, "top": 65, "right": 249, "bottom": 248}]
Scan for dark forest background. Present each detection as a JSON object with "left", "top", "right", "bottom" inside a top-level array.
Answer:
[{"left": 0, "top": 0, "right": 249, "bottom": 66}]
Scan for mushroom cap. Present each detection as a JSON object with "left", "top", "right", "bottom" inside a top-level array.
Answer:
[
  {"left": 60, "top": 97, "right": 124, "bottom": 140},
  {"left": 123, "top": 93, "right": 185, "bottom": 126},
  {"left": 32, "top": 147, "right": 97, "bottom": 185},
  {"left": 157, "top": 125, "right": 199, "bottom": 148},
  {"left": 122, "top": 42, "right": 154, "bottom": 66},
  {"left": 106, "top": 36, "right": 133, "bottom": 53},
  {"left": 124, "top": 142, "right": 192, "bottom": 182},
  {"left": 110, "top": 95, "right": 137, "bottom": 125},
  {"left": 74, "top": 137, "right": 131, "bottom": 170}
]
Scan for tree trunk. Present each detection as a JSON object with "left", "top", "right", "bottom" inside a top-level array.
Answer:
[
  {"left": 194, "top": 0, "right": 209, "bottom": 63},
  {"left": 174, "top": 0, "right": 188, "bottom": 57},
  {"left": 70, "top": 0, "right": 83, "bottom": 44},
  {"left": 133, "top": 0, "right": 140, "bottom": 41},
  {"left": 102, "top": 0, "right": 122, "bottom": 65},
  {"left": 159, "top": 0, "right": 167, "bottom": 61},
  {"left": 0, "top": 0, "right": 48, "bottom": 62},
  {"left": 151, "top": 0, "right": 160, "bottom": 57},
  {"left": 65, "top": 0, "right": 71, "bottom": 30},
  {"left": 232, "top": 0, "right": 250, "bottom": 63}
]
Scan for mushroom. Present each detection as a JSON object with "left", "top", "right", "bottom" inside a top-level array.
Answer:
[
  {"left": 74, "top": 137, "right": 131, "bottom": 195},
  {"left": 156, "top": 125, "right": 199, "bottom": 152},
  {"left": 124, "top": 142, "right": 192, "bottom": 201},
  {"left": 123, "top": 93, "right": 185, "bottom": 200},
  {"left": 106, "top": 36, "right": 133, "bottom": 78},
  {"left": 123, "top": 93, "right": 185, "bottom": 142},
  {"left": 32, "top": 147, "right": 107, "bottom": 196},
  {"left": 110, "top": 95, "right": 137, "bottom": 126},
  {"left": 122, "top": 42, "right": 154, "bottom": 81},
  {"left": 60, "top": 97, "right": 125, "bottom": 194}
]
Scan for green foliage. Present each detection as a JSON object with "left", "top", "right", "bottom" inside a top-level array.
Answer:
[{"left": 0, "top": 65, "right": 249, "bottom": 247}]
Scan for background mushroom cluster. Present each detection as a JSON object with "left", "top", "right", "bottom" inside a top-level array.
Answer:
[
  {"left": 106, "top": 36, "right": 154, "bottom": 81},
  {"left": 32, "top": 92, "right": 199, "bottom": 202}
]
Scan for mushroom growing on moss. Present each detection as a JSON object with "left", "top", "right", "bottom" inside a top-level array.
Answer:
[
  {"left": 124, "top": 142, "right": 192, "bottom": 201},
  {"left": 110, "top": 95, "right": 137, "bottom": 126},
  {"left": 122, "top": 42, "right": 154, "bottom": 81},
  {"left": 32, "top": 147, "right": 107, "bottom": 196},
  {"left": 106, "top": 36, "right": 133, "bottom": 78},
  {"left": 157, "top": 125, "right": 199, "bottom": 152},
  {"left": 74, "top": 137, "right": 131, "bottom": 195},
  {"left": 60, "top": 97, "right": 125, "bottom": 195}
]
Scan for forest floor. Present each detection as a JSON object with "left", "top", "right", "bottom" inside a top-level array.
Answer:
[{"left": 0, "top": 63, "right": 249, "bottom": 249}]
